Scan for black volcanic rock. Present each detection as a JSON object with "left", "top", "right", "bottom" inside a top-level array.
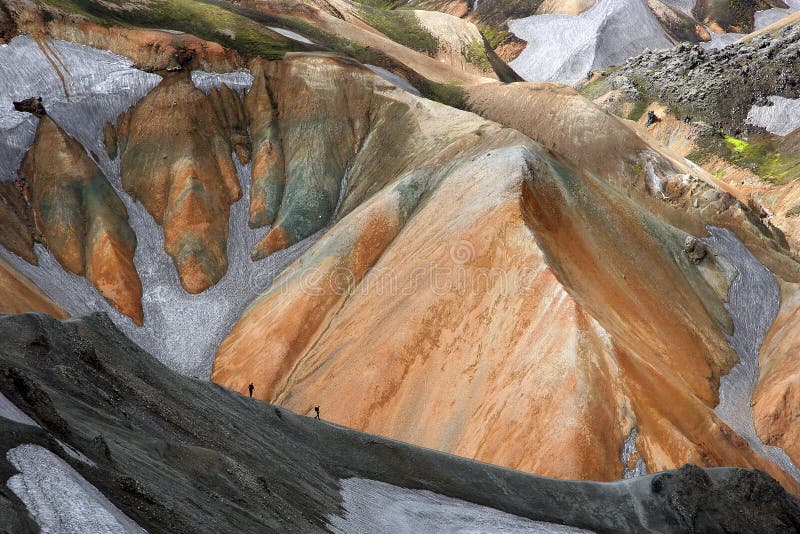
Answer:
[
  {"left": 618, "top": 24, "right": 800, "bottom": 130},
  {"left": 12, "top": 97, "right": 46, "bottom": 117},
  {"left": 0, "top": 312, "right": 798, "bottom": 533}
]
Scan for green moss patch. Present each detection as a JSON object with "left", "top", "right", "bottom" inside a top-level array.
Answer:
[
  {"left": 689, "top": 130, "right": 800, "bottom": 185},
  {"left": 462, "top": 38, "right": 491, "bottom": 71},
  {"left": 36, "top": 0, "right": 305, "bottom": 59},
  {"left": 356, "top": 5, "right": 438, "bottom": 56},
  {"left": 628, "top": 96, "right": 653, "bottom": 122},
  {"left": 724, "top": 135, "right": 749, "bottom": 153}
]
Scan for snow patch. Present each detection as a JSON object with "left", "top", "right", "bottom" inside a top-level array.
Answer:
[
  {"left": 746, "top": 96, "right": 800, "bottom": 136},
  {"left": 268, "top": 26, "right": 315, "bottom": 45},
  {"left": 754, "top": 0, "right": 800, "bottom": 30},
  {"left": 508, "top": 0, "right": 673, "bottom": 84},
  {"left": 191, "top": 69, "right": 254, "bottom": 95},
  {"left": 365, "top": 65, "right": 422, "bottom": 96},
  {"left": 327, "top": 478, "right": 591, "bottom": 533},
  {"left": 0, "top": 392, "right": 38, "bottom": 426},
  {"left": 621, "top": 427, "right": 648, "bottom": 479},
  {"left": 56, "top": 440, "right": 97, "bottom": 467},
  {"left": 6, "top": 444, "right": 143, "bottom": 533}
]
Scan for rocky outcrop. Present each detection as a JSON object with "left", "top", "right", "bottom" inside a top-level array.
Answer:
[
  {"left": 685, "top": 235, "right": 710, "bottom": 263},
  {"left": 0, "top": 1, "right": 17, "bottom": 43},
  {"left": 647, "top": 0, "right": 711, "bottom": 42},
  {"left": 117, "top": 73, "right": 244, "bottom": 294},
  {"left": 19, "top": 116, "right": 142, "bottom": 324},
  {"left": 617, "top": 24, "right": 800, "bottom": 130}
]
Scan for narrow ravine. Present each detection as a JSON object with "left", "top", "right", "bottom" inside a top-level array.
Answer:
[{"left": 701, "top": 226, "right": 800, "bottom": 482}]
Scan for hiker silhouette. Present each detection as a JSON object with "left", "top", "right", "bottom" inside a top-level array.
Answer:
[
  {"left": 314, "top": 406, "right": 320, "bottom": 420},
  {"left": 248, "top": 383, "right": 254, "bottom": 397}
]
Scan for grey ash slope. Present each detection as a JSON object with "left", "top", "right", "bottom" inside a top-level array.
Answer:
[{"left": 0, "top": 313, "right": 799, "bottom": 533}]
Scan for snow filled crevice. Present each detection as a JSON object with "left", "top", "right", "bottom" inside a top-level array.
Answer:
[
  {"left": 0, "top": 392, "right": 38, "bottom": 427},
  {"left": 326, "top": 478, "right": 591, "bottom": 534},
  {"left": 701, "top": 227, "right": 800, "bottom": 482},
  {"left": 620, "top": 427, "right": 648, "bottom": 479},
  {"left": 268, "top": 26, "right": 316, "bottom": 45},
  {"left": 1, "top": 150, "right": 324, "bottom": 378},
  {"left": 0, "top": 35, "right": 161, "bottom": 180},
  {"left": 6, "top": 444, "right": 143, "bottom": 533}
]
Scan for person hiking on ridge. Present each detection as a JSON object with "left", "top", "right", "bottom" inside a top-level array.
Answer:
[
  {"left": 314, "top": 406, "right": 320, "bottom": 420},
  {"left": 248, "top": 383, "right": 254, "bottom": 397}
]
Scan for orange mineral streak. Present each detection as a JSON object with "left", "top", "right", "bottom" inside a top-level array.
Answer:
[
  {"left": 215, "top": 150, "right": 633, "bottom": 480},
  {"left": 20, "top": 116, "right": 143, "bottom": 324},
  {"left": 209, "top": 57, "right": 800, "bottom": 490},
  {"left": 251, "top": 226, "right": 291, "bottom": 261},
  {"left": 0, "top": 257, "right": 67, "bottom": 319},
  {"left": 754, "top": 283, "right": 800, "bottom": 466},
  {"left": 118, "top": 73, "right": 243, "bottom": 294}
]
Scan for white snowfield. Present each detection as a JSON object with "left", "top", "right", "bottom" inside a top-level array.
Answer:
[
  {"left": 6, "top": 444, "right": 144, "bottom": 533},
  {"left": 509, "top": 0, "right": 800, "bottom": 79},
  {"left": 747, "top": 96, "right": 800, "bottom": 136},
  {"left": 508, "top": 0, "right": 673, "bottom": 84},
  {"left": 191, "top": 69, "right": 254, "bottom": 94},
  {"left": 327, "top": 478, "right": 592, "bottom": 534}
]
